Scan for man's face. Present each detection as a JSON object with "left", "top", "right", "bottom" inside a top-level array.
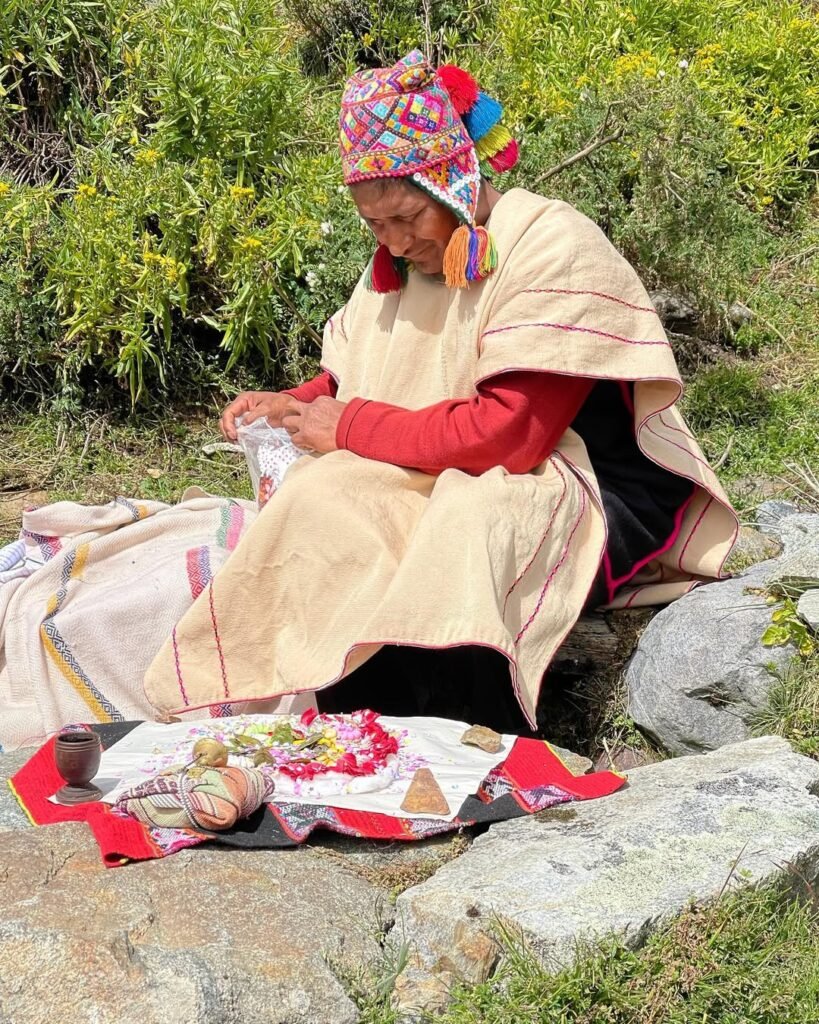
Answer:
[{"left": 350, "top": 179, "right": 459, "bottom": 276}]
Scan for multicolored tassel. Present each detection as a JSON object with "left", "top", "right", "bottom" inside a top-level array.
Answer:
[
  {"left": 365, "top": 243, "right": 405, "bottom": 294},
  {"left": 443, "top": 224, "right": 497, "bottom": 288}
]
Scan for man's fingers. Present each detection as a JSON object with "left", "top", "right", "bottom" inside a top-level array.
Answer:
[
  {"left": 281, "top": 401, "right": 306, "bottom": 436},
  {"left": 220, "top": 395, "right": 252, "bottom": 440}
]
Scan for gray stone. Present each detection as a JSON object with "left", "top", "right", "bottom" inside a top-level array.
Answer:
[
  {"left": 0, "top": 748, "right": 34, "bottom": 832},
  {"left": 626, "top": 512, "right": 819, "bottom": 755},
  {"left": 626, "top": 567, "right": 790, "bottom": 755},
  {"left": 726, "top": 301, "right": 753, "bottom": 328},
  {"left": 725, "top": 526, "right": 782, "bottom": 572},
  {"left": 0, "top": 822, "right": 386, "bottom": 1024},
  {"left": 649, "top": 290, "right": 699, "bottom": 329},
  {"left": 797, "top": 589, "right": 819, "bottom": 632},
  {"left": 756, "top": 499, "right": 799, "bottom": 536},
  {"left": 549, "top": 743, "right": 592, "bottom": 776},
  {"left": 768, "top": 512, "right": 819, "bottom": 582},
  {"left": 392, "top": 737, "right": 819, "bottom": 1007}
]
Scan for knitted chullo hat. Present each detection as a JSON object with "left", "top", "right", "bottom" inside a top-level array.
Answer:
[{"left": 339, "top": 49, "right": 519, "bottom": 292}]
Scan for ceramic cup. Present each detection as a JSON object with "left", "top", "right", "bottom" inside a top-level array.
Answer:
[{"left": 54, "top": 730, "right": 102, "bottom": 805}]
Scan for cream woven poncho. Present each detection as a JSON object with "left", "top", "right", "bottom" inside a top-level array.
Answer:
[{"left": 145, "top": 189, "right": 738, "bottom": 726}]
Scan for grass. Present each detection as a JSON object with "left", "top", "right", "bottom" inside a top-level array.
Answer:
[
  {"left": 751, "top": 654, "right": 819, "bottom": 761},
  {"left": 342, "top": 881, "right": 819, "bottom": 1024},
  {"left": 678, "top": 202, "right": 819, "bottom": 518},
  {"left": 0, "top": 408, "right": 251, "bottom": 542}
]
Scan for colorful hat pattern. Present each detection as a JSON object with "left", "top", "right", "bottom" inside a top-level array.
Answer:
[{"left": 339, "top": 50, "right": 519, "bottom": 291}]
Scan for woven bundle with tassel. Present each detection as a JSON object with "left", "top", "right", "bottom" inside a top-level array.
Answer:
[
  {"left": 339, "top": 50, "right": 519, "bottom": 292},
  {"left": 116, "top": 764, "right": 273, "bottom": 831}
]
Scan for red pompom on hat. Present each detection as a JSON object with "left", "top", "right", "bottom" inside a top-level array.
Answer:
[{"left": 437, "top": 64, "right": 480, "bottom": 116}]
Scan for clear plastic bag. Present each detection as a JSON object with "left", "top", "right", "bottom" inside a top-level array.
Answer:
[{"left": 235, "top": 415, "right": 305, "bottom": 508}]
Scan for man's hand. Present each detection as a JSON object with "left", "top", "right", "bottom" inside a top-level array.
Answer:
[
  {"left": 281, "top": 397, "right": 347, "bottom": 454},
  {"left": 219, "top": 391, "right": 298, "bottom": 441}
]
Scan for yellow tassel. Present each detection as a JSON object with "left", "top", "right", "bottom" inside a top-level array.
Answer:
[
  {"left": 475, "top": 123, "right": 513, "bottom": 161},
  {"left": 443, "top": 223, "right": 471, "bottom": 288}
]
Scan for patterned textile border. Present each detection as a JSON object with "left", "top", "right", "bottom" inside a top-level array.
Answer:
[{"left": 8, "top": 722, "right": 626, "bottom": 868}]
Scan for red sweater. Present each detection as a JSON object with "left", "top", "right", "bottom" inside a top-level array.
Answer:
[{"left": 285, "top": 370, "right": 593, "bottom": 476}]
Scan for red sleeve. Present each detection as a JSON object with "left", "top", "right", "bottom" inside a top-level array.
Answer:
[
  {"left": 283, "top": 370, "right": 338, "bottom": 403},
  {"left": 336, "top": 371, "right": 594, "bottom": 476}
]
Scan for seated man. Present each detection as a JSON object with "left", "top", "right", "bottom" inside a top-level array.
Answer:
[{"left": 144, "top": 51, "right": 737, "bottom": 730}]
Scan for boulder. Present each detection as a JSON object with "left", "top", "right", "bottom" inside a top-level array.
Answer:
[
  {"left": 797, "top": 589, "right": 819, "bottom": 633},
  {"left": 0, "top": 748, "right": 33, "bottom": 832},
  {"left": 0, "top": 818, "right": 387, "bottom": 1024},
  {"left": 626, "top": 511, "right": 819, "bottom": 755},
  {"left": 392, "top": 737, "right": 819, "bottom": 1016}
]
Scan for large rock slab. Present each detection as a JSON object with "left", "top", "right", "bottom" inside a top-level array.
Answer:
[
  {"left": 0, "top": 748, "right": 33, "bottom": 832},
  {"left": 393, "top": 737, "right": 819, "bottom": 1014},
  {"left": 0, "top": 822, "right": 385, "bottom": 1024},
  {"left": 626, "top": 511, "right": 819, "bottom": 755}
]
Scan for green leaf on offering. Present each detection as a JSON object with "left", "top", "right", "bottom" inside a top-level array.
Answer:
[
  {"left": 233, "top": 733, "right": 263, "bottom": 747},
  {"left": 268, "top": 722, "right": 296, "bottom": 745}
]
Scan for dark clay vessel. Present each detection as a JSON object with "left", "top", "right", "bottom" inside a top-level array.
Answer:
[{"left": 54, "top": 731, "right": 102, "bottom": 804}]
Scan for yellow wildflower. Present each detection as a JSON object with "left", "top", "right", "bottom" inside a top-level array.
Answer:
[
  {"left": 163, "top": 258, "right": 183, "bottom": 285},
  {"left": 0, "top": 182, "right": 10, "bottom": 197},
  {"left": 230, "top": 185, "right": 255, "bottom": 201},
  {"left": 135, "top": 148, "right": 161, "bottom": 166},
  {"left": 612, "top": 50, "right": 658, "bottom": 80},
  {"left": 76, "top": 183, "right": 98, "bottom": 201},
  {"left": 239, "top": 236, "right": 262, "bottom": 251}
]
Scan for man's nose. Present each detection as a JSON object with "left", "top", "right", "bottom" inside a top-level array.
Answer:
[{"left": 378, "top": 223, "right": 413, "bottom": 257}]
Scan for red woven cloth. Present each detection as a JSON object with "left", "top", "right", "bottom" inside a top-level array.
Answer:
[{"left": 9, "top": 724, "right": 625, "bottom": 868}]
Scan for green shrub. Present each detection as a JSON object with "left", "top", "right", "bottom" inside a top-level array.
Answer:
[
  {"left": 1, "top": 0, "right": 372, "bottom": 401},
  {"left": 490, "top": 0, "right": 819, "bottom": 207},
  {"left": 1, "top": 0, "right": 817, "bottom": 407}
]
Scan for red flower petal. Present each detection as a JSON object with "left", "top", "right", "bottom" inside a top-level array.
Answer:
[{"left": 300, "top": 707, "right": 319, "bottom": 727}]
